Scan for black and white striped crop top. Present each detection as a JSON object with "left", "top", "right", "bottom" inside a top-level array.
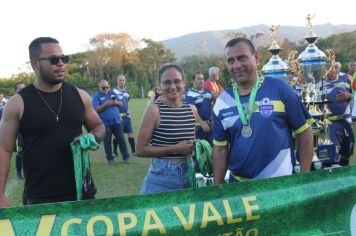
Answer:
[{"left": 150, "top": 100, "right": 196, "bottom": 158}]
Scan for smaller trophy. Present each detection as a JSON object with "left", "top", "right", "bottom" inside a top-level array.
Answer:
[{"left": 262, "top": 25, "right": 289, "bottom": 81}]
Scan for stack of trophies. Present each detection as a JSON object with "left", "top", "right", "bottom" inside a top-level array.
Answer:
[{"left": 262, "top": 14, "right": 339, "bottom": 172}]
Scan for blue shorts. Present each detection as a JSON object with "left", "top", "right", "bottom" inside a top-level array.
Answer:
[
  {"left": 140, "top": 158, "right": 189, "bottom": 194},
  {"left": 121, "top": 115, "right": 133, "bottom": 134},
  {"left": 330, "top": 119, "right": 354, "bottom": 158}
]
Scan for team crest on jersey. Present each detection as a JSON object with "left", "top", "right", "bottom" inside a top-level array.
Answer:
[{"left": 259, "top": 97, "right": 274, "bottom": 117}]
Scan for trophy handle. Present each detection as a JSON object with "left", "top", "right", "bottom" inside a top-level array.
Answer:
[
  {"left": 287, "top": 50, "right": 300, "bottom": 80},
  {"left": 324, "top": 49, "right": 336, "bottom": 77}
]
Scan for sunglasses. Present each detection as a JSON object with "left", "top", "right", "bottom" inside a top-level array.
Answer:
[
  {"left": 101, "top": 86, "right": 110, "bottom": 90},
  {"left": 36, "top": 55, "right": 70, "bottom": 65}
]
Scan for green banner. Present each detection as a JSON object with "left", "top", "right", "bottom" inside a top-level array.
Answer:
[{"left": 1, "top": 166, "right": 356, "bottom": 236}]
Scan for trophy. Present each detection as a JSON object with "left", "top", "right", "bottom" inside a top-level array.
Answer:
[
  {"left": 262, "top": 25, "right": 289, "bottom": 81},
  {"left": 316, "top": 48, "right": 338, "bottom": 166},
  {"left": 298, "top": 14, "right": 326, "bottom": 103}
]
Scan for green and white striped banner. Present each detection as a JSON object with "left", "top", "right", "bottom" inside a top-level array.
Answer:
[{"left": 1, "top": 165, "right": 355, "bottom": 235}]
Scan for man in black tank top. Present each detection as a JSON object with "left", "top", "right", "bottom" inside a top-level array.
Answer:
[{"left": 0, "top": 37, "right": 105, "bottom": 207}]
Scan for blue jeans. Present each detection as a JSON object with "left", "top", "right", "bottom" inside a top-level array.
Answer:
[
  {"left": 104, "top": 124, "right": 129, "bottom": 161},
  {"left": 141, "top": 158, "right": 189, "bottom": 194}
]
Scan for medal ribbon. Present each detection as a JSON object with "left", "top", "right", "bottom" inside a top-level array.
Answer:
[{"left": 232, "top": 76, "right": 261, "bottom": 125}]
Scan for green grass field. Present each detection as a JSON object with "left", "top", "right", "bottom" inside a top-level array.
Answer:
[{"left": 5, "top": 98, "right": 356, "bottom": 206}]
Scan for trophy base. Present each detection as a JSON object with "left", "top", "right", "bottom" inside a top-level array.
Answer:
[{"left": 317, "top": 144, "right": 337, "bottom": 166}]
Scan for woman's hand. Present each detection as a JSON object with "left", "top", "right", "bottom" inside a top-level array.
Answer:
[{"left": 174, "top": 140, "right": 194, "bottom": 155}]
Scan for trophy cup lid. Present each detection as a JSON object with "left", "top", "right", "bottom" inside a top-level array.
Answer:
[
  {"left": 298, "top": 43, "right": 326, "bottom": 63},
  {"left": 262, "top": 55, "right": 289, "bottom": 77},
  {"left": 262, "top": 25, "right": 288, "bottom": 80}
]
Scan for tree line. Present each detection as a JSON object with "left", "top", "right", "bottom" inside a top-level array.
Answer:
[{"left": 1, "top": 30, "right": 355, "bottom": 97}]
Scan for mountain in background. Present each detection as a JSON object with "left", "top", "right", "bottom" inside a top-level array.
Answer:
[{"left": 162, "top": 23, "right": 356, "bottom": 59}]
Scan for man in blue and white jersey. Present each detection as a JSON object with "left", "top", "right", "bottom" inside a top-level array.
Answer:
[
  {"left": 112, "top": 74, "right": 136, "bottom": 156},
  {"left": 324, "top": 62, "right": 354, "bottom": 166},
  {"left": 213, "top": 37, "right": 314, "bottom": 184},
  {"left": 185, "top": 71, "right": 212, "bottom": 143}
]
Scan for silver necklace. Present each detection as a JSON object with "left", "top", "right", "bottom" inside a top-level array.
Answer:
[{"left": 35, "top": 86, "right": 63, "bottom": 122}]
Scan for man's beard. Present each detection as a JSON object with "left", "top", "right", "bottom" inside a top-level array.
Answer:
[{"left": 39, "top": 67, "right": 64, "bottom": 85}]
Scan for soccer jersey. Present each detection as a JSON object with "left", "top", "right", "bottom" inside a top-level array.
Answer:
[
  {"left": 324, "top": 75, "right": 351, "bottom": 117},
  {"left": 185, "top": 88, "right": 213, "bottom": 121},
  {"left": 213, "top": 77, "right": 312, "bottom": 179},
  {"left": 204, "top": 80, "right": 223, "bottom": 93},
  {"left": 292, "top": 83, "right": 302, "bottom": 100},
  {"left": 113, "top": 87, "right": 130, "bottom": 114},
  {"left": 324, "top": 75, "right": 354, "bottom": 159}
]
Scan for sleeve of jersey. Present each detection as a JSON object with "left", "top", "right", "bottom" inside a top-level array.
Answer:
[
  {"left": 212, "top": 105, "right": 228, "bottom": 146},
  {"left": 347, "top": 78, "right": 352, "bottom": 93},
  {"left": 284, "top": 86, "right": 314, "bottom": 135},
  {"left": 184, "top": 91, "right": 194, "bottom": 105}
]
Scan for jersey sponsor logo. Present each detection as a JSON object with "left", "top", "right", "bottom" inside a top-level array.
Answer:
[
  {"left": 258, "top": 97, "right": 274, "bottom": 117},
  {"left": 222, "top": 111, "right": 234, "bottom": 118}
]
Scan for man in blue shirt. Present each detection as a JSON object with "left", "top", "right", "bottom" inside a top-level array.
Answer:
[
  {"left": 113, "top": 75, "right": 136, "bottom": 156},
  {"left": 185, "top": 71, "right": 212, "bottom": 143},
  {"left": 213, "top": 37, "right": 313, "bottom": 184},
  {"left": 324, "top": 62, "right": 354, "bottom": 166},
  {"left": 92, "top": 80, "right": 129, "bottom": 164}
]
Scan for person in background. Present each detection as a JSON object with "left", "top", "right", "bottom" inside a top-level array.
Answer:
[
  {"left": 212, "top": 37, "right": 313, "bottom": 185},
  {"left": 136, "top": 63, "right": 197, "bottom": 194},
  {"left": 347, "top": 61, "right": 356, "bottom": 81},
  {"left": 0, "top": 95, "right": 4, "bottom": 121},
  {"left": 14, "top": 82, "right": 26, "bottom": 180},
  {"left": 147, "top": 85, "right": 155, "bottom": 105},
  {"left": 324, "top": 61, "right": 354, "bottom": 166},
  {"left": 334, "top": 62, "right": 345, "bottom": 76},
  {"left": 0, "top": 93, "right": 8, "bottom": 120},
  {"left": 185, "top": 71, "right": 213, "bottom": 143},
  {"left": 0, "top": 93, "right": 8, "bottom": 107},
  {"left": 0, "top": 37, "right": 105, "bottom": 207},
  {"left": 153, "top": 82, "right": 162, "bottom": 101},
  {"left": 204, "top": 67, "right": 224, "bottom": 102},
  {"left": 147, "top": 83, "right": 162, "bottom": 105},
  {"left": 93, "top": 80, "right": 130, "bottom": 165},
  {"left": 112, "top": 75, "right": 135, "bottom": 156}
]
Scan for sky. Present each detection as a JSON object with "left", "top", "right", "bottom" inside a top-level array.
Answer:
[{"left": 0, "top": 0, "right": 355, "bottom": 78}]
